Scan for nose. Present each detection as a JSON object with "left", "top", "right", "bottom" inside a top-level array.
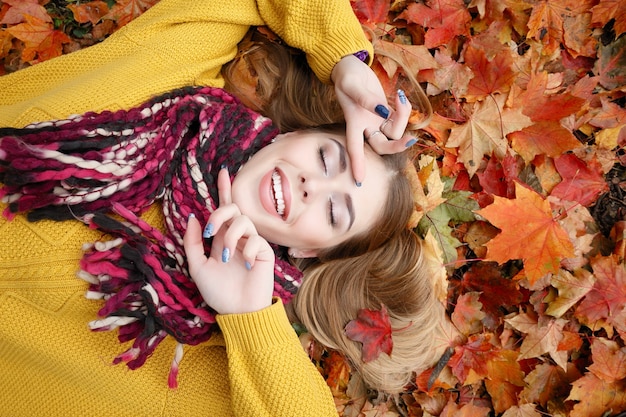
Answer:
[{"left": 298, "top": 172, "right": 337, "bottom": 201}]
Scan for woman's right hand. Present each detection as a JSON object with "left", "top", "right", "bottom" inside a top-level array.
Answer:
[{"left": 183, "top": 168, "right": 275, "bottom": 315}]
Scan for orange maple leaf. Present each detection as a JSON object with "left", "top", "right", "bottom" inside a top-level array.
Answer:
[
  {"left": 567, "top": 373, "right": 626, "bottom": 417},
  {"left": 464, "top": 45, "right": 515, "bottom": 102},
  {"left": 477, "top": 182, "right": 575, "bottom": 284},
  {"left": 518, "top": 71, "right": 587, "bottom": 122},
  {"left": 527, "top": 0, "right": 595, "bottom": 56},
  {"left": 103, "top": 0, "right": 158, "bottom": 27},
  {"left": 509, "top": 120, "right": 583, "bottom": 163},
  {"left": 591, "top": 0, "right": 626, "bottom": 38},
  {"left": 587, "top": 338, "right": 626, "bottom": 383},
  {"left": 68, "top": 1, "right": 110, "bottom": 25},
  {"left": 5, "top": 15, "right": 70, "bottom": 64}
]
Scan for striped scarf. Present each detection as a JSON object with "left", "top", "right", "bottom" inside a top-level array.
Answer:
[{"left": 0, "top": 86, "right": 303, "bottom": 387}]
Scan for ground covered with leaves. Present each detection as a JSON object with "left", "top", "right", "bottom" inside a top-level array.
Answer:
[{"left": 1, "top": 0, "right": 625, "bottom": 416}]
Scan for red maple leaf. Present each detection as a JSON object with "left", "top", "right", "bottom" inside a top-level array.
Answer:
[
  {"left": 350, "top": 0, "right": 389, "bottom": 24},
  {"left": 576, "top": 255, "right": 626, "bottom": 327},
  {"left": 397, "top": 0, "right": 471, "bottom": 49},
  {"left": 464, "top": 45, "right": 515, "bottom": 101},
  {"left": 550, "top": 153, "right": 609, "bottom": 207},
  {"left": 519, "top": 72, "right": 586, "bottom": 122},
  {"left": 448, "top": 333, "right": 499, "bottom": 383},
  {"left": 344, "top": 304, "right": 393, "bottom": 363}
]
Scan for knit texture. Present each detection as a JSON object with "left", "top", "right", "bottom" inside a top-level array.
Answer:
[
  {"left": 0, "top": 0, "right": 373, "bottom": 128},
  {"left": 0, "top": 86, "right": 303, "bottom": 388},
  {"left": 0, "top": 0, "right": 368, "bottom": 412}
]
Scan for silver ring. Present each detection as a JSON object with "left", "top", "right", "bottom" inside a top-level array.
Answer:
[
  {"left": 367, "top": 130, "right": 384, "bottom": 140},
  {"left": 380, "top": 118, "right": 393, "bottom": 132}
]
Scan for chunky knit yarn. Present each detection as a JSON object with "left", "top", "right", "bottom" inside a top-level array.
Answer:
[{"left": 0, "top": 86, "right": 303, "bottom": 387}]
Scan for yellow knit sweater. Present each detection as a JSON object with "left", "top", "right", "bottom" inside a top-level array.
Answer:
[{"left": 0, "top": 0, "right": 372, "bottom": 415}]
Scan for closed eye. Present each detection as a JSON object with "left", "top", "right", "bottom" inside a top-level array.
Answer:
[
  {"left": 318, "top": 147, "right": 328, "bottom": 175},
  {"left": 328, "top": 197, "right": 337, "bottom": 227}
]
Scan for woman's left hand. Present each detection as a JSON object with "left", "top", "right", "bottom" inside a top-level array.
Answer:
[
  {"left": 183, "top": 168, "right": 275, "bottom": 315},
  {"left": 331, "top": 54, "right": 414, "bottom": 184}
]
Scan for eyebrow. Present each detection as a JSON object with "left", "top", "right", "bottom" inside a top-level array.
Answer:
[
  {"left": 330, "top": 138, "right": 347, "bottom": 173},
  {"left": 345, "top": 193, "right": 355, "bottom": 231}
]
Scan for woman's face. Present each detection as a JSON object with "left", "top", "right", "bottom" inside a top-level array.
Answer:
[{"left": 231, "top": 130, "right": 390, "bottom": 256}]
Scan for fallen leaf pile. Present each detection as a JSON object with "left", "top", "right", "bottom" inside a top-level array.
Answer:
[{"left": 1, "top": 0, "right": 625, "bottom": 416}]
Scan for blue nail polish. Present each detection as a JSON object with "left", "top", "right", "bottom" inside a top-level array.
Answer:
[
  {"left": 220, "top": 164, "right": 227, "bottom": 170},
  {"left": 355, "top": 181, "right": 362, "bottom": 187},
  {"left": 245, "top": 261, "right": 252, "bottom": 271},
  {"left": 188, "top": 213, "right": 195, "bottom": 220},
  {"left": 374, "top": 104, "right": 390, "bottom": 119},
  {"left": 222, "top": 248, "right": 230, "bottom": 263},
  {"left": 398, "top": 89, "right": 407, "bottom": 105},
  {"left": 405, "top": 138, "right": 417, "bottom": 148},
  {"left": 203, "top": 223, "right": 214, "bottom": 238}
]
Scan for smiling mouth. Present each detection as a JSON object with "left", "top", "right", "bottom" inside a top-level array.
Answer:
[{"left": 271, "top": 169, "right": 286, "bottom": 219}]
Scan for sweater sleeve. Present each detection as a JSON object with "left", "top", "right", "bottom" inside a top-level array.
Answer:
[
  {"left": 216, "top": 299, "right": 338, "bottom": 417},
  {"left": 256, "top": 0, "right": 373, "bottom": 83}
]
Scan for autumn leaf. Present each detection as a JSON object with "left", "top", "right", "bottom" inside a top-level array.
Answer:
[
  {"left": 591, "top": 0, "right": 626, "bottom": 38},
  {"left": 545, "top": 268, "right": 595, "bottom": 318},
  {"left": 518, "top": 71, "right": 587, "bottom": 122},
  {"left": 484, "top": 350, "right": 525, "bottom": 413},
  {"left": 567, "top": 373, "right": 626, "bottom": 417},
  {"left": 587, "top": 337, "right": 626, "bottom": 383},
  {"left": 477, "top": 182, "right": 575, "bottom": 284},
  {"left": 593, "top": 34, "right": 626, "bottom": 90},
  {"left": 344, "top": 304, "right": 393, "bottom": 363},
  {"left": 550, "top": 153, "right": 609, "bottom": 207},
  {"left": 397, "top": 0, "right": 471, "bottom": 49},
  {"left": 451, "top": 292, "right": 486, "bottom": 336},
  {"left": 464, "top": 45, "right": 515, "bottom": 102},
  {"left": 417, "top": 187, "right": 478, "bottom": 268},
  {"left": 501, "top": 404, "right": 542, "bottom": 417},
  {"left": 505, "top": 312, "right": 568, "bottom": 369},
  {"left": 323, "top": 350, "right": 352, "bottom": 398},
  {"left": 448, "top": 333, "right": 498, "bottom": 383},
  {"left": 68, "top": 1, "right": 110, "bottom": 25},
  {"left": 447, "top": 94, "right": 532, "bottom": 176},
  {"left": 575, "top": 255, "right": 626, "bottom": 331},
  {"left": 5, "top": 15, "right": 70, "bottom": 64},
  {"left": 509, "top": 120, "right": 583, "bottom": 163},
  {"left": 350, "top": 0, "right": 389, "bottom": 24},
  {"left": 0, "top": 0, "right": 51, "bottom": 25},
  {"left": 103, "top": 0, "right": 159, "bottom": 27},
  {"left": 527, "top": 0, "right": 595, "bottom": 56},
  {"left": 519, "top": 363, "right": 580, "bottom": 406}
]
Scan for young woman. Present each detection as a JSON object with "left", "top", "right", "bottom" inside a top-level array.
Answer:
[{"left": 0, "top": 0, "right": 443, "bottom": 415}]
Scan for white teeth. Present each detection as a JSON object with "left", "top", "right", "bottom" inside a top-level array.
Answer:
[{"left": 271, "top": 170, "right": 285, "bottom": 217}]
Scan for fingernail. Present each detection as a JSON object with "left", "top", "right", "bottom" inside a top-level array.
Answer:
[
  {"left": 222, "top": 248, "right": 230, "bottom": 263},
  {"left": 375, "top": 104, "right": 390, "bottom": 119},
  {"left": 188, "top": 213, "right": 195, "bottom": 220},
  {"left": 398, "top": 89, "right": 407, "bottom": 105},
  {"left": 405, "top": 138, "right": 417, "bottom": 148},
  {"left": 203, "top": 223, "right": 214, "bottom": 238},
  {"left": 245, "top": 261, "right": 252, "bottom": 271},
  {"left": 220, "top": 164, "right": 228, "bottom": 171},
  {"left": 355, "top": 181, "right": 362, "bottom": 187}
]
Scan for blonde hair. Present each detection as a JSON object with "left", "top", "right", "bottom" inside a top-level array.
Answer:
[
  {"left": 223, "top": 27, "right": 444, "bottom": 393},
  {"left": 292, "top": 230, "right": 444, "bottom": 393}
]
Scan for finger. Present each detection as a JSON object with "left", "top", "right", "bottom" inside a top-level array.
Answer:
[
  {"left": 204, "top": 203, "right": 242, "bottom": 238},
  {"left": 183, "top": 214, "right": 209, "bottom": 270},
  {"left": 242, "top": 234, "right": 275, "bottom": 269},
  {"left": 217, "top": 167, "right": 232, "bottom": 206},
  {"left": 380, "top": 90, "right": 413, "bottom": 140},
  {"left": 367, "top": 132, "right": 418, "bottom": 155},
  {"left": 345, "top": 122, "right": 366, "bottom": 184},
  {"left": 221, "top": 215, "right": 259, "bottom": 261}
]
